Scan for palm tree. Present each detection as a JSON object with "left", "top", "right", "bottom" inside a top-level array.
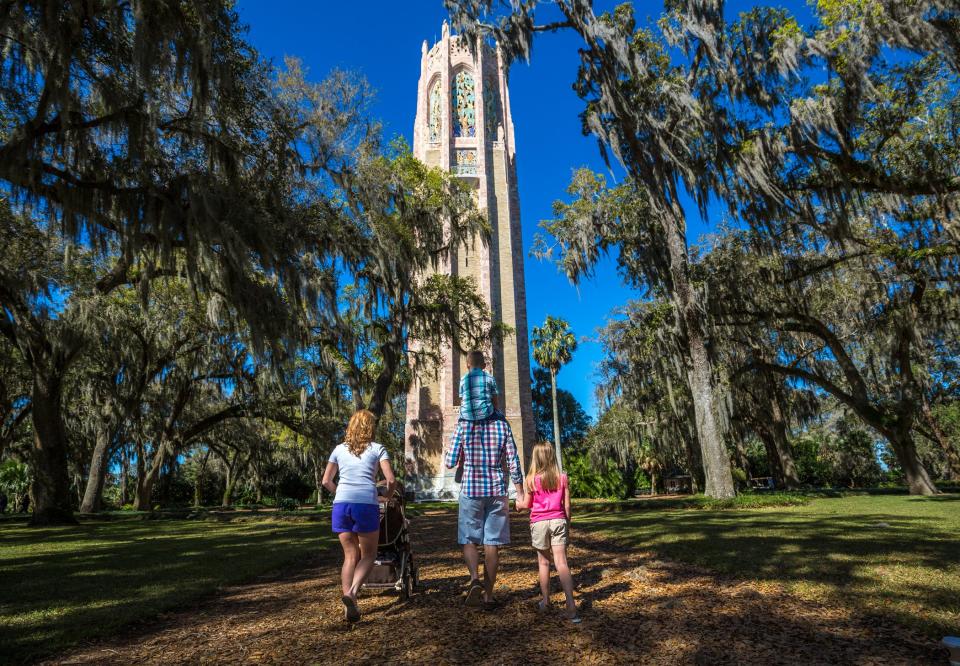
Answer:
[{"left": 531, "top": 316, "right": 577, "bottom": 473}]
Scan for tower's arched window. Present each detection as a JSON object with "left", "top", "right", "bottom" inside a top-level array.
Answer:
[
  {"left": 452, "top": 69, "right": 476, "bottom": 138},
  {"left": 428, "top": 78, "right": 442, "bottom": 143}
]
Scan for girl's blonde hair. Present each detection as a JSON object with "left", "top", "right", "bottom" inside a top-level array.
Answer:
[
  {"left": 345, "top": 409, "right": 376, "bottom": 456},
  {"left": 525, "top": 441, "right": 560, "bottom": 493}
]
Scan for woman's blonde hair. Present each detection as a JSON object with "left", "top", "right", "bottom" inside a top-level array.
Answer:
[
  {"left": 345, "top": 409, "right": 376, "bottom": 456},
  {"left": 525, "top": 441, "right": 560, "bottom": 493}
]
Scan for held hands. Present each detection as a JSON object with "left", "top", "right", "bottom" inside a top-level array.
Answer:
[{"left": 513, "top": 487, "right": 529, "bottom": 511}]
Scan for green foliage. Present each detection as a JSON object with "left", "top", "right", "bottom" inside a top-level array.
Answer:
[
  {"left": 531, "top": 316, "right": 577, "bottom": 376},
  {"left": 0, "top": 459, "right": 29, "bottom": 509},
  {"left": 275, "top": 497, "right": 298, "bottom": 512},
  {"left": 732, "top": 467, "right": 749, "bottom": 487},
  {"left": 530, "top": 368, "right": 592, "bottom": 446},
  {"left": 791, "top": 419, "right": 883, "bottom": 488},
  {"left": 566, "top": 451, "right": 628, "bottom": 500}
]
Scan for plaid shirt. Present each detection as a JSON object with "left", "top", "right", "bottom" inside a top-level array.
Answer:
[
  {"left": 445, "top": 418, "right": 523, "bottom": 498},
  {"left": 458, "top": 368, "right": 498, "bottom": 420}
]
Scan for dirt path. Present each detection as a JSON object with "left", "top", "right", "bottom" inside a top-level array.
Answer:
[{"left": 52, "top": 511, "right": 942, "bottom": 665}]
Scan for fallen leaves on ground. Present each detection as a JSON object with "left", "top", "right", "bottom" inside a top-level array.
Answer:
[{"left": 49, "top": 511, "right": 945, "bottom": 665}]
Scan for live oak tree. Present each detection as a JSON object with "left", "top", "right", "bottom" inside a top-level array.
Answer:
[
  {"left": 0, "top": 337, "right": 30, "bottom": 462},
  {"left": 706, "top": 221, "right": 957, "bottom": 495},
  {"left": 447, "top": 0, "right": 960, "bottom": 496},
  {"left": 724, "top": 364, "right": 811, "bottom": 490},
  {"left": 595, "top": 299, "right": 705, "bottom": 492},
  {"left": 71, "top": 279, "right": 216, "bottom": 513},
  {"left": 586, "top": 403, "right": 672, "bottom": 496},
  {"left": 537, "top": 170, "right": 727, "bottom": 494},
  {"left": 279, "top": 64, "right": 502, "bottom": 422},
  {"left": 0, "top": 202, "right": 104, "bottom": 524},
  {"left": 0, "top": 2, "right": 317, "bottom": 523},
  {"left": 446, "top": 0, "right": 738, "bottom": 496},
  {"left": 1, "top": 3, "right": 497, "bottom": 521}
]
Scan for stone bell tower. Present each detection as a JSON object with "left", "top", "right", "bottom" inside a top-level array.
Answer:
[{"left": 404, "top": 22, "right": 536, "bottom": 499}]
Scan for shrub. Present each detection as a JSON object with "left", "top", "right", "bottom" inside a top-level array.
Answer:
[
  {"left": 0, "top": 460, "right": 30, "bottom": 511},
  {"left": 276, "top": 497, "right": 298, "bottom": 512},
  {"left": 566, "top": 451, "right": 628, "bottom": 500}
]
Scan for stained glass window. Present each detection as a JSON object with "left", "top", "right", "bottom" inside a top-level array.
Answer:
[
  {"left": 452, "top": 70, "right": 476, "bottom": 138},
  {"left": 428, "top": 80, "right": 442, "bottom": 143}
]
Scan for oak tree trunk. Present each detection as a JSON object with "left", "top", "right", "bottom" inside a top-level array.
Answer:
[
  {"left": 663, "top": 206, "right": 735, "bottom": 498},
  {"left": 119, "top": 445, "right": 129, "bottom": 506},
  {"left": 134, "top": 440, "right": 172, "bottom": 510},
  {"left": 768, "top": 397, "right": 800, "bottom": 488},
  {"left": 80, "top": 428, "right": 113, "bottom": 513},
  {"left": 29, "top": 371, "right": 76, "bottom": 525},
  {"left": 314, "top": 458, "right": 324, "bottom": 506},
  {"left": 885, "top": 429, "right": 938, "bottom": 496},
  {"left": 759, "top": 430, "right": 784, "bottom": 486},
  {"left": 193, "top": 449, "right": 210, "bottom": 508},
  {"left": 135, "top": 439, "right": 146, "bottom": 507},
  {"left": 222, "top": 449, "right": 242, "bottom": 507}
]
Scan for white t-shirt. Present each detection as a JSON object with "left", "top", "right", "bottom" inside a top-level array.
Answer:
[{"left": 328, "top": 442, "right": 389, "bottom": 505}]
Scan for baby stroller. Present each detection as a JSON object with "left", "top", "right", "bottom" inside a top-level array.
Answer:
[{"left": 362, "top": 481, "right": 420, "bottom": 600}]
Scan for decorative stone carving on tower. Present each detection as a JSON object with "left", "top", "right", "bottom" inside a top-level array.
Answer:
[{"left": 404, "top": 22, "right": 536, "bottom": 499}]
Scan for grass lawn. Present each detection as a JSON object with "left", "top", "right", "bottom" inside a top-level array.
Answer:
[
  {"left": 577, "top": 493, "right": 960, "bottom": 639},
  {"left": 0, "top": 515, "right": 333, "bottom": 663}
]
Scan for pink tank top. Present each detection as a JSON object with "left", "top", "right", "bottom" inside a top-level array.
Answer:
[{"left": 529, "top": 473, "right": 568, "bottom": 523}]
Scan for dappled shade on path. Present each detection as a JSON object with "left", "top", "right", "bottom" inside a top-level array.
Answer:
[{"left": 51, "top": 510, "right": 943, "bottom": 665}]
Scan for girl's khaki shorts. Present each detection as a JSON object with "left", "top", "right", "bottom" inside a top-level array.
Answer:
[{"left": 531, "top": 518, "right": 569, "bottom": 551}]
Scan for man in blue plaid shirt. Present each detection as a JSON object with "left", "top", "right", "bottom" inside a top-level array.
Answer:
[{"left": 445, "top": 414, "right": 525, "bottom": 608}]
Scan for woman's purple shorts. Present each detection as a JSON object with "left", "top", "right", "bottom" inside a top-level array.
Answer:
[{"left": 331, "top": 502, "right": 380, "bottom": 534}]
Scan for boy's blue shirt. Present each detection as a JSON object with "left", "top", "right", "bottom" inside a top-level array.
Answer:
[{"left": 459, "top": 368, "right": 498, "bottom": 421}]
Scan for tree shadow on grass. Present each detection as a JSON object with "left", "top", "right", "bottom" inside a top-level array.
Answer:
[
  {"left": 0, "top": 518, "right": 333, "bottom": 663},
  {"left": 575, "top": 505, "right": 959, "bottom": 639},
  {"left": 22, "top": 507, "right": 953, "bottom": 666}
]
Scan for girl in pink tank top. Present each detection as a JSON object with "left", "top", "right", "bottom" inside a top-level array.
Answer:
[{"left": 516, "top": 441, "right": 580, "bottom": 623}]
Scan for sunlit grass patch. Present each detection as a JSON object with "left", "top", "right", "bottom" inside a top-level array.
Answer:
[
  {"left": 0, "top": 516, "right": 333, "bottom": 663},
  {"left": 577, "top": 493, "right": 960, "bottom": 638}
]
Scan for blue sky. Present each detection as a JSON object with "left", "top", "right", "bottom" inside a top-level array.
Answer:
[{"left": 235, "top": 0, "right": 812, "bottom": 416}]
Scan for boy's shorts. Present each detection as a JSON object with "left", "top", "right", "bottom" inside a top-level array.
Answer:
[
  {"left": 531, "top": 518, "right": 569, "bottom": 551},
  {"left": 458, "top": 409, "right": 507, "bottom": 423}
]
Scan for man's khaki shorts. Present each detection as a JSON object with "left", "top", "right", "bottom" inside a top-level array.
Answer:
[{"left": 531, "top": 518, "right": 568, "bottom": 551}]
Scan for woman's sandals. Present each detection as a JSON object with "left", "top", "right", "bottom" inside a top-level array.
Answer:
[{"left": 341, "top": 595, "right": 361, "bottom": 622}]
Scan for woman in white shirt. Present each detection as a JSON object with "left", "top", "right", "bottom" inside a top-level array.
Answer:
[{"left": 322, "top": 409, "right": 396, "bottom": 622}]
